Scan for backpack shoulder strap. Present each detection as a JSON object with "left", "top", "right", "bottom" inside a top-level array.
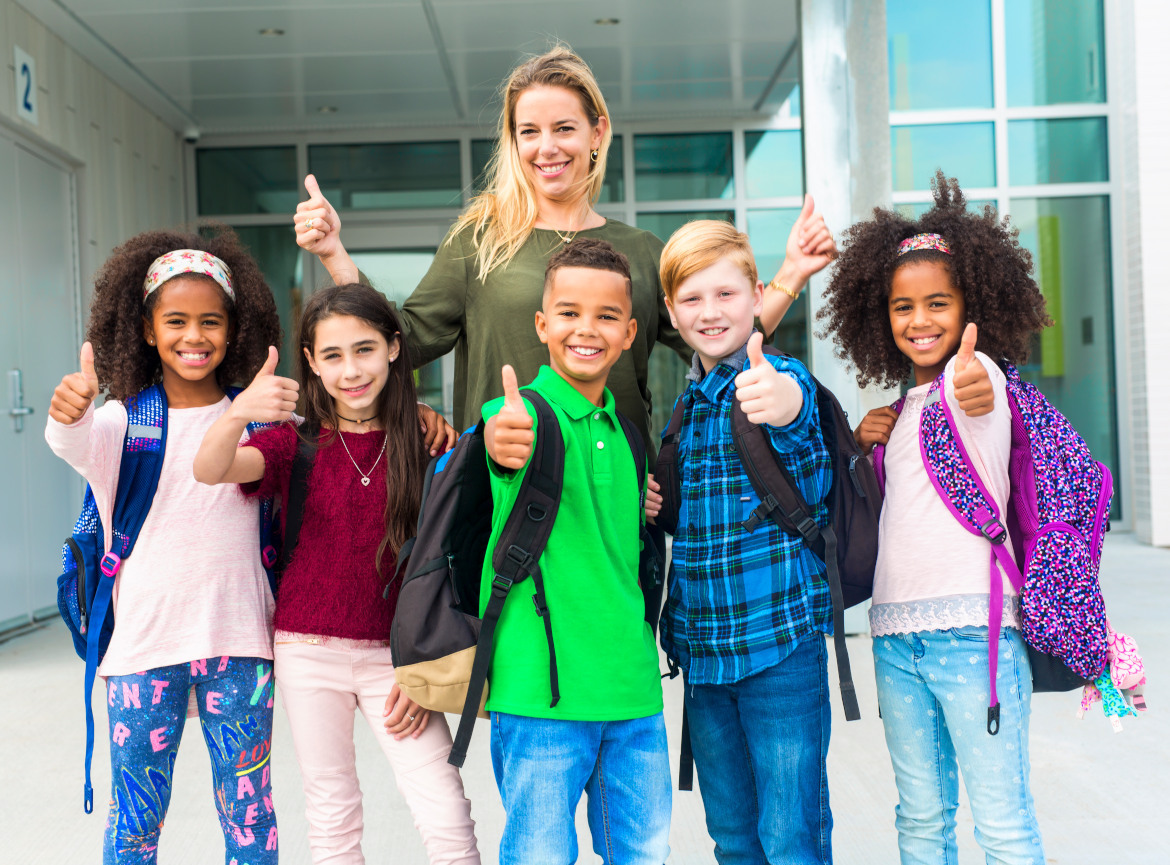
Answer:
[
  {"left": 872, "top": 395, "right": 906, "bottom": 495},
  {"left": 276, "top": 425, "right": 317, "bottom": 580},
  {"left": 450, "top": 391, "right": 565, "bottom": 767},
  {"left": 652, "top": 395, "right": 687, "bottom": 535},
  {"left": 615, "top": 409, "right": 647, "bottom": 499},
  {"left": 81, "top": 384, "right": 167, "bottom": 812}
]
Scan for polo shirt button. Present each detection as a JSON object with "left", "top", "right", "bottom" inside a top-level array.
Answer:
[
  {"left": 597, "top": 441, "right": 605, "bottom": 449},
  {"left": 593, "top": 413, "right": 600, "bottom": 420}
]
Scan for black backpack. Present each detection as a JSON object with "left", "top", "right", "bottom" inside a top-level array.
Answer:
[
  {"left": 389, "top": 391, "right": 663, "bottom": 768},
  {"left": 655, "top": 346, "right": 881, "bottom": 729}
]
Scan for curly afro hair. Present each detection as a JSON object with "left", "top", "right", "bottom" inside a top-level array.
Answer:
[
  {"left": 86, "top": 226, "right": 281, "bottom": 403},
  {"left": 817, "top": 171, "right": 1051, "bottom": 389}
]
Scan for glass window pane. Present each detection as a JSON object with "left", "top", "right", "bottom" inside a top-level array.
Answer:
[
  {"left": 891, "top": 123, "right": 996, "bottom": 191},
  {"left": 744, "top": 131, "right": 803, "bottom": 199},
  {"left": 635, "top": 133, "right": 733, "bottom": 201},
  {"left": 887, "top": 0, "right": 992, "bottom": 110},
  {"left": 747, "top": 208, "right": 808, "bottom": 367},
  {"left": 1009, "top": 118, "right": 1108, "bottom": 186},
  {"left": 636, "top": 210, "right": 735, "bottom": 245},
  {"left": 1010, "top": 195, "right": 1120, "bottom": 515},
  {"left": 894, "top": 199, "right": 997, "bottom": 220},
  {"left": 308, "top": 142, "right": 461, "bottom": 210},
  {"left": 197, "top": 147, "right": 298, "bottom": 216},
  {"left": 470, "top": 136, "right": 623, "bottom": 202},
  {"left": 1006, "top": 0, "right": 1106, "bottom": 106}
]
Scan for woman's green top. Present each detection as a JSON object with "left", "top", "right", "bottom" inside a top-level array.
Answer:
[{"left": 391, "top": 219, "right": 691, "bottom": 453}]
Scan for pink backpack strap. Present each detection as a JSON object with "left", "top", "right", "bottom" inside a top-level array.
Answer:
[{"left": 871, "top": 395, "right": 905, "bottom": 495}]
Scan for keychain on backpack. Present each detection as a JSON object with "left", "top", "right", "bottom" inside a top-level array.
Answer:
[{"left": 1077, "top": 622, "right": 1148, "bottom": 732}]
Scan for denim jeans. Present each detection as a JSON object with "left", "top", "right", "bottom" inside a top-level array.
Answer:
[
  {"left": 684, "top": 635, "right": 833, "bottom": 865},
  {"left": 873, "top": 627, "right": 1045, "bottom": 865},
  {"left": 489, "top": 711, "right": 671, "bottom": 865}
]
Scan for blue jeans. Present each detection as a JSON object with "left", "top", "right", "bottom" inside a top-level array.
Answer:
[
  {"left": 684, "top": 635, "right": 832, "bottom": 865},
  {"left": 103, "top": 656, "right": 278, "bottom": 865},
  {"left": 489, "top": 711, "right": 671, "bottom": 865},
  {"left": 873, "top": 627, "right": 1045, "bottom": 865}
]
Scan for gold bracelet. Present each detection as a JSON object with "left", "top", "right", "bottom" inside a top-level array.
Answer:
[{"left": 767, "top": 277, "right": 801, "bottom": 300}]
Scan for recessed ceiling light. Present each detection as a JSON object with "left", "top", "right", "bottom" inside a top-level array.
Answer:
[
  {"left": 317, "top": 106, "right": 338, "bottom": 114},
  {"left": 594, "top": 18, "right": 620, "bottom": 26},
  {"left": 259, "top": 28, "right": 285, "bottom": 37}
]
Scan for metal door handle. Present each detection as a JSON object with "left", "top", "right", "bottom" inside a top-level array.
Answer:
[{"left": 8, "top": 369, "right": 35, "bottom": 433}]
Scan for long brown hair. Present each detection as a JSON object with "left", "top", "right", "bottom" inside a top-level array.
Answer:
[{"left": 297, "top": 284, "right": 427, "bottom": 567}]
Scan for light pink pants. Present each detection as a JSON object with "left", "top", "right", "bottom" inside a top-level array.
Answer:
[{"left": 274, "top": 631, "right": 480, "bottom": 865}]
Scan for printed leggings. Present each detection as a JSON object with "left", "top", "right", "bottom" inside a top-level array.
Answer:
[{"left": 103, "top": 656, "right": 278, "bottom": 865}]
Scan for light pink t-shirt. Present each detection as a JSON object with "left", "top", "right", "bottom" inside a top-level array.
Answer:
[
  {"left": 45, "top": 397, "right": 274, "bottom": 676},
  {"left": 869, "top": 352, "right": 1021, "bottom": 637}
]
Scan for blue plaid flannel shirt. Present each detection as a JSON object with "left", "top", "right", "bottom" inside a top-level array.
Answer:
[{"left": 660, "top": 341, "right": 834, "bottom": 685}]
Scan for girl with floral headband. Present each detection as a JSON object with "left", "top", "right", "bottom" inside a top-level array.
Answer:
[
  {"left": 819, "top": 171, "right": 1051, "bottom": 864},
  {"left": 45, "top": 228, "right": 287, "bottom": 864}
]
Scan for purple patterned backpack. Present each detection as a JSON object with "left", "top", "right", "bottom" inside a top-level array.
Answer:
[{"left": 874, "top": 361, "right": 1112, "bottom": 734}]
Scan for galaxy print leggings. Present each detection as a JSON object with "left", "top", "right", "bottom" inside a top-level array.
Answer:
[{"left": 102, "top": 656, "right": 278, "bottom": 865}]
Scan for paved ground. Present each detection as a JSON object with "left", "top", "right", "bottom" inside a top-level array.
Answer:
[{"left": 2, "top": 532, "right": 1166, "bottom": 863}]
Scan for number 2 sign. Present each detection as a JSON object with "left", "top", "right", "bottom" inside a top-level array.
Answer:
[{"left": 15, "top": 46, "right": 39, "bottom": 125}]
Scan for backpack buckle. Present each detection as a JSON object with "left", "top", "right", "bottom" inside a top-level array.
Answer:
[
  {"left": 491, "top": 574, "right": 514, "bottom": 594},
  {"left": 504, "top": 544, "right": 538, "bottom": 575},
  {"left": 795, "top": 516, "right": 820, "bottom": 545},
  {"left": 979, "top": 517, "right": 1007, "bottom": 545},
  {"left": 99, "top": 553, "right": 122, "bottom": 578},
  {"left": 261, "top": 545, "right": 278, "bottom": 568}
]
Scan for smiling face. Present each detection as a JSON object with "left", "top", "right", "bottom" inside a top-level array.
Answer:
[
  {"left": 535, "top": 266, "right": 636, "bottom": 405},
  {"left": 304, "top": 313, "right": 399, "bottom": 424},
  {"left": 888, "top": 259, "right": 966, "bottom": 386},
  {"left": 665, "top": 257, "right": 764, "bottom": 372},
  {"left": 513, "top": 85, "right": 607, "bottom": 213},
  {"left": 142, "top": 275, "right": 232, "bottom": 405}
]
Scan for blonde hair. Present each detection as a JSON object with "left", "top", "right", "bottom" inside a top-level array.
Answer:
[
  {"left": 449, "top": 45, "right": 612, "bottom": 280},
  {"left": 659, "top": 220, "right": 759, "bottom": 302}
]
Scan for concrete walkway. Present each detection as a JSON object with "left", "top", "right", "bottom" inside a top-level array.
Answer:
[{"left": 2, "top": 533, "right": 1166, "bottom": 863}]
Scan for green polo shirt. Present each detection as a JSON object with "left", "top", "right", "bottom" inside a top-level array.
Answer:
[{"left": 479, "top": 366, "right": 663, "bottom": 721}]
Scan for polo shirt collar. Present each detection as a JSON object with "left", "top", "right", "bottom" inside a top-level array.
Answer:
[{"left": 532, "top": 365, "right": 617, "bottom": 422}]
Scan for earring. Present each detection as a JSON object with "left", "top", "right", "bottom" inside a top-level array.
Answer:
[
  {"left": 590, "top": 149, "right": 599, "bottom": 163},
  {"left": 147, "top": 338, "right": 154, "bottom": 345}
]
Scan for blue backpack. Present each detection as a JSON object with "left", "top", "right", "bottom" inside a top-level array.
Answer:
[{"left": 55, "top": 384, "right": 279, "bottom": 813}]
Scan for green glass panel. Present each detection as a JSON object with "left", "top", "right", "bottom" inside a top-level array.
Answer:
[
  {"left": 887, "top": 0, "right": 993, "bottom": 110},
  {"left": 744, "top": 131, "right": 803, "bottom": 199},
  {"left": 891, "top": 123, "right": 996, "bottom": 192},
  {"left": 308, "top": 142, "right": 461, "bottom": 210},
  {"left": 894, "top": 199, "right": 997, "bottom": 220},
  {"left": 470, "top": 136, "right": 623, "bottom": 202},
  {"left": 1006, "top": 0, "right": 1106, "bottom": 106},
  {"left": 1009, "top": 118, "right": 1108, "bottom": 186},
  {"left": 746, "top": 208, "right": 808, "bottom": 367},
  {"left": 634, "top": 133, "right": 734, "bottom": 201},
  {"left": 637, "top": 209, "right": 735, "bottom": 436},
  {"left": 196, "top": 147, "right": 298, "bottom": 216},
  {"left": 1011, "top": 195, "right": 1119, "bottom": 515}
]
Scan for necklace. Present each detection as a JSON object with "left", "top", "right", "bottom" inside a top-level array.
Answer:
[
  {"left": 338, "top": 430, "right": 387, "bottom": 487},
  {"left": 337, "top": 412, "right": 377, "bottom": 423},
  {"left": 552, "top": 226, "right": 578, "bottom": 245}
]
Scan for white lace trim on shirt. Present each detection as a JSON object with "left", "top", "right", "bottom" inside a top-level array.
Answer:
[{"left": 869, "top": 593, "right": 1021, "bottom": 637}]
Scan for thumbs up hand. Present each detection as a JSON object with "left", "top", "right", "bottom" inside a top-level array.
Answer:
[
  {"left": 229, "top": 346, "right": 300, "bottom": 423},
  {"left": 49, "top": 342, "right": 102, "bottom": 424},
  {"left": 785, "top": 194, "right": 838, "bottom": 280},
  {"left": 952, "top": 323, "right": 994, "bottom": 417},
  {"left": 295, "top": 174, "right": 344, "bottom": 259},
  {"left": 485, "top": 365, "right": 535, "bottom": 470},
  {"left": 734, "top": 332, "right": 804, "bottom": 427}
]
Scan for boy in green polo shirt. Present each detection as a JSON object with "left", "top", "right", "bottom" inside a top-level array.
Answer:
[{"left": 481, "top": 238, "right": 670, "bottom": 865}]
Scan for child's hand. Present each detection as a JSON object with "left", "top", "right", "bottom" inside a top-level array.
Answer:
[
  {"left": 854, "top": 407, "right": 900, "bottom": 454},
  {"left": 485, "top": 365, "right": 534, "bottom": 470},
  {"left": 295, "top": 174, "right": 344, "bottom": 260},
  {"left": 785, "top": 194, "right": 838, "bottom": 280},
  {"left": 229, "top": 347, "right": 299, "bottom": 423},
  {"left": 417, "top": 403, "right": 457, "bottom": 457},
  {"left": 953, "top": 323, "right": 994, "bottom": 417},
  {"left": 49, "top": 342, "right": 100, "bottom": 425},
  {"left": 644, "top": 474, "right": 663, "bottom": 523},
  {"left": 383, "top": 684, "right": 429, "bottom": 740},
  {"left": 734, "top": 333, "right": 803, "bottom": 427}
]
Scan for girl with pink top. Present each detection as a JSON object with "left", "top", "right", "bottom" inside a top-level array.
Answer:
[
  {"left": 45, "top": 228, "right": 284, "bottom": 864},
  {"left": 820, "top": 172, "right": 1052, "bottom": 865},
  {"left": 194, "top": 283, "right": 479, "bottom": 865}
]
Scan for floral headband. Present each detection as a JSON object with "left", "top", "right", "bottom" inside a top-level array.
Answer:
[
  {"left": 897, "top": 233, "right": 952, "bottom": 257},
  {"left": 143, "top": 249, "right": 234, "bottom": 300}
]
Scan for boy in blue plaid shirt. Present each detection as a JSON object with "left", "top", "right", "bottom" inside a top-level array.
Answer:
[{"left": 651, "top": 220, "right": 835, "bottom": 864}]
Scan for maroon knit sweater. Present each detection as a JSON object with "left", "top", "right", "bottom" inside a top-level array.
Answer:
[{"left": 244, "top": 422, "right": 404, "bottom": 640}]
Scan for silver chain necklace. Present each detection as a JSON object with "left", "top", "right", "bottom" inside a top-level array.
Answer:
[{"left": 338, "top": 430, "right": 387, "bottom": 487}]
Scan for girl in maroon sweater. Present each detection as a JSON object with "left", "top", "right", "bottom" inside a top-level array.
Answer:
[{"left": 195, "top": 283, "right": 479, "bottom": 864}]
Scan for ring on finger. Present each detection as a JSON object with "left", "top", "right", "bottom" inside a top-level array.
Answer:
[
  {"left": 407, "top": 714, "right": 416, "bottom": 721},
  {"left": 303, "top": 218, "right": 314, "bottom": 229}
]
